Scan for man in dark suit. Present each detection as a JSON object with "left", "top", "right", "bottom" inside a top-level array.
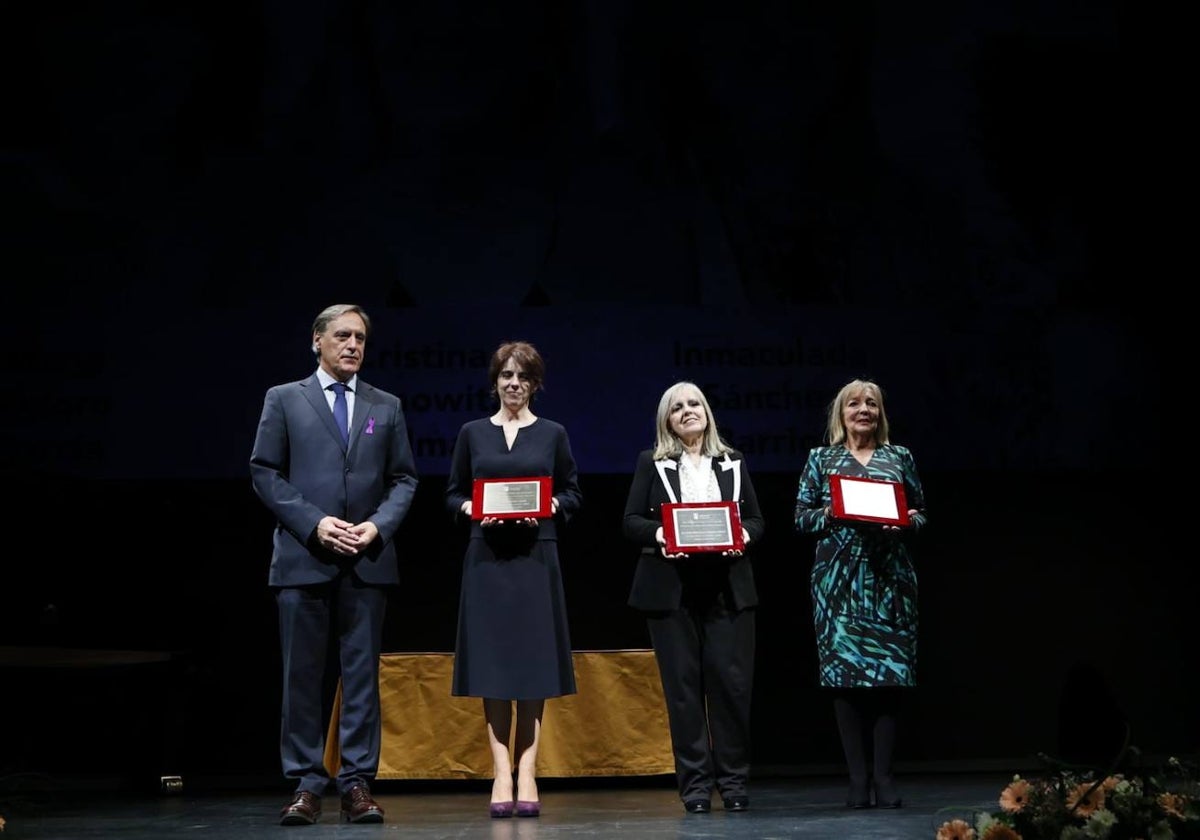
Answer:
[{"left": 251, "top": 303, "right": 418, "bottom": 826}]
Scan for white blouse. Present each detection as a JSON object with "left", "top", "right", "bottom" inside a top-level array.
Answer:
[{"left": 678, "top": 454, "right": 721, "bottom": 503}]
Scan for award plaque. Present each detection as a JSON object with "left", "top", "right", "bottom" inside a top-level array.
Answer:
[
  {"left": 661, "top": 501, "right": 745, "bottom": 554},
  {"left": 471, "top": 476, "right": 553, "bottom": 520},
  {"left": 829, "top": 474, "right": 910, "bottom": 526}
]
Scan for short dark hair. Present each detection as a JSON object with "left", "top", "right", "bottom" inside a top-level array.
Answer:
[{"left": 488, "top": 340, "right": 545, "bottom": 395}]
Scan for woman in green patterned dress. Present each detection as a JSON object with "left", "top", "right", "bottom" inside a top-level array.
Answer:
[{"left": 794, "top": 379, "right": 926, "bottom": 810}]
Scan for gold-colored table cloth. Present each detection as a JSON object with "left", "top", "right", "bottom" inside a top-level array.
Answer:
[{"left": 324, "top": 649, "right": 674, "bottom": 779}]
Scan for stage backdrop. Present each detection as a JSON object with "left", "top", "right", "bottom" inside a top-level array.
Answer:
[{"left": 26, "top": 299, "right": 1147, "bottom": 481}]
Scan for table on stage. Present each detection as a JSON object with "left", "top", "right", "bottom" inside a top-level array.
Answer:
[{"left": 324, "top": 649, "right": 674, "bottom": 779}]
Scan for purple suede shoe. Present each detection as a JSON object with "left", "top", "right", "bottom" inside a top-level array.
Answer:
[
  {"left": 489, "top": 801, "right": 515, "bottom": 818},
  {"left": 515, "top": 800, "right": 541, "bottom": 818}
]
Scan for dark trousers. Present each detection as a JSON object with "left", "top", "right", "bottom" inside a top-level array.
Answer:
[
  {"left": 646, "top": 592, "right": 755, "bottom": 802},
  {"left": 277, "top": 574, "right": 386, "bottom": 795}
]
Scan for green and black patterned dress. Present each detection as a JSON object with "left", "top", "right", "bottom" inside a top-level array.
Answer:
[{"left": 794, "top": 444, "right": 927, "bottom": 688}]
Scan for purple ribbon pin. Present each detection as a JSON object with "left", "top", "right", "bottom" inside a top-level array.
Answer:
[{"left": 365, "top": 417, "right": 375, "bottom": 435}]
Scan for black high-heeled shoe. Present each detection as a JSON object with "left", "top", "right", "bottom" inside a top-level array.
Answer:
[
  {"left": 846, "top": 778, "right": 872, "bottom": 809},
  {"left": 873, "top": 777, "right": 902, "bottom": 809},
  {"left": 722, "top": 795, "right": 750, "bottom": 812}
]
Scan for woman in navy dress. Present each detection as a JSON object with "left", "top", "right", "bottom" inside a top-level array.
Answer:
[
  {"left": 445, "top": 340, "right": 582, "bottom": 818},
  {"left": 794, "top": 378, "right": 926, "bottom": 810}
]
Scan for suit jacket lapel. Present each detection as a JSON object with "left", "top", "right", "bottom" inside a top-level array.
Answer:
[
  {"left": 716, "top": 454, "right": 741, "bottom": 501},
  {"left": 654, "top": 458, "right": 681, "bottom": 504},
  {"left": 349, "top": 380, "right": 372, "bottom": 443}
]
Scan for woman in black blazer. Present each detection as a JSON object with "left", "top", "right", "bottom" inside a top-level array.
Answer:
[{"left": 622, "top": 381, "right": 766, "bottom": 815}]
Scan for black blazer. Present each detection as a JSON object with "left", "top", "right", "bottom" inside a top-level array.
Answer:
[{"left": 622, "top": 448, "right": 765, "bottom": 611}]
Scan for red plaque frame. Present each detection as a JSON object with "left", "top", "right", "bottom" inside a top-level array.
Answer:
[
  {"left": 471, "top": 476, "right": 553, "bottom": 520},
  {"left": 829, "top": 474, "right": 910, "bottom": 526},
  {"left": 661, "top": 501, "right": 745, "bottom": 554}
]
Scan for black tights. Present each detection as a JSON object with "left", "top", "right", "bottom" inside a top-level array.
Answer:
[{"left": 831, "top": 688, "right": 902, "bottom": 806}]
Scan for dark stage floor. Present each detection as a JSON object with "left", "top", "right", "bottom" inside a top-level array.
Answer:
[{"left": 1, "top": 773, "right": 1008, "bottom": 839}]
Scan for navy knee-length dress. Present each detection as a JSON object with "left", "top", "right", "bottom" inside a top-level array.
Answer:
[{"left": 445, "top": 417, "right": 582, "bottom": 699}]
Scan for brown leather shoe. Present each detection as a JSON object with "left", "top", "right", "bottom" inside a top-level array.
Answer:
[
  {"left": 279, "top": 790, "right": 321, "bottom": 826},
  {"left": 341, "top": 783, "right": 384, "bottom": 823}
]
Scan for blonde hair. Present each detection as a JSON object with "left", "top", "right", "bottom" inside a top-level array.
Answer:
[
  {"left": 652, "top": 381, "right": 733, "bottom": 460},
  {"left": 825, "top": 379, "right": 891, "bottom": 446}
]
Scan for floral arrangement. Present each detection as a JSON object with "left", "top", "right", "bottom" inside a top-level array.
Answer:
[{"left": 936, "top": 756, "right": 1199, "bottom": 840}]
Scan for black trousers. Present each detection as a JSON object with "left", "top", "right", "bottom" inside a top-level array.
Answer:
[{"left": 646, "top": 592, "right": 755, "bottom": 802}]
